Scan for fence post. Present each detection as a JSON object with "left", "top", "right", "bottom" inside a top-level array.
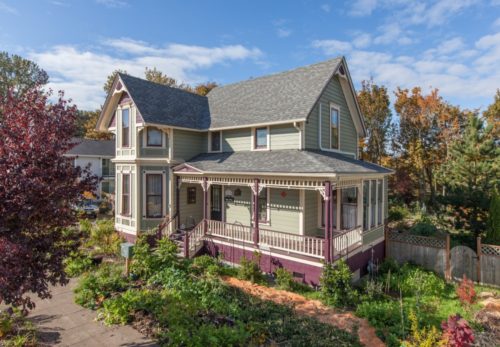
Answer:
[
  {"left": 445, "top": 234, "right": 451, "bottom": 281},
  {"left": 477, "top": 237, "right": 482, "bottom": 284}
]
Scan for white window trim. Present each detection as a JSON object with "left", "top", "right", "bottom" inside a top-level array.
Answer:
[
  {"left": 253, "top": 187, "right": 271, "bottom": 225},
  {"left": 143, "top": 127, "right": 166, "bottom": 149},
  {"left": 208, "top": 130, "right": 223, "bottom": 153},
  {"left": 251, "top": 126, "right": 270, "bottom": 151},
  {"left": 120, "top": 172, "right": 132, "bottom": 217},
  {"left": 329, "top": 103, "right": 340, "bottom": 150},
  {"left": 318, "top": 103, "right": 356, "bottom": 158},
  {"left": 142, "top": 170, "right": 167, "bottom": 219}
]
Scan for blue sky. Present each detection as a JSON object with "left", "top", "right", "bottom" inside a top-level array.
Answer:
[{"left": 1, "top": 0, "right": 499, "bottom": 111}]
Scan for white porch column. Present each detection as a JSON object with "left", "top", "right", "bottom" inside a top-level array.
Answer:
[
  {"left": 336, "top": 188, "right": 341, "bottom": 231},
  {"left": 357, "top": 183, "right": 363, "bottom": 228}
]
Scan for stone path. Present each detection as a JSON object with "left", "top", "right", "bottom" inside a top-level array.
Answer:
[
  {"left": 27, "top": 279, "right": 158, "bottom": 347},
  {"left": 223, "top": 277, "right": 385, "bottom": 347}
]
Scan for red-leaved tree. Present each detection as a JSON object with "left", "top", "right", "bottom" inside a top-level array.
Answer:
[{"left": 0, "top": 88, "right": 97, "bottom": 310}]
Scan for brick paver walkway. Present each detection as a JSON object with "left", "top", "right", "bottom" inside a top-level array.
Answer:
[{"left": 27, "top": 279, "right": 158, "bottom": 347}]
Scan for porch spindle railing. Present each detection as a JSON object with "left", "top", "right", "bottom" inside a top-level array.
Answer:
[
  {"left": 259, "top": 228, "right": 324, "bottom": 258},
  {"left": 184, "top": 221, "right": 205, "bottom": 258},
  {"left": 332, "top": 225, "right": 363, "bottom": 256},
  {"left": 207, "top": 220, "right": 253, "bottom": 243}
]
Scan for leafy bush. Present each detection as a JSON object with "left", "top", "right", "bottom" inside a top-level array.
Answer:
[
  {"left": 402, "top": 310, "right": 442, "bottom": 347},
  {"left": 386, "top": 263, "right": 445, "bottom": 297},
  {"left": 90, "top": 219, "right": 121, "bottom": 255},
  {"left": 389, "top": 205, "right": 409, "bottom": 222},
  {"left": 356, "top": 300, "right": 408, "bottom": 346},
  {"left": 99, "top": 289, "right": 165, "bottom": 325},
  {"left": 410, "top": 216, "right": 438, "bottom": 236},
  {"left": 74, "top": 263, "right": 128, "bottom": 309},
  {"left": 456, "top": 275, "right": 476, "bottom": 306},
  {"left": 130, "top": 236, "right": 179, "bottom": 280},
  {"left": 441, "top": 314, "right": 474, "bottom": 347},
  {"left": 0, "top": 308, "right": 37, "bottom": 347},
  {"left": 238, "top": 251, "right": 263, "bottom": 283},
  {"left": 79, "top": 218, "right": 92, "bottom": 236},
  {"left": 64, "top": 251, "right": 93, "bottom": 277},
  {"left": 275, "top": 267, "right": 294, "bottom": 291},
  {"left": 379, "top": 257, "right": 400, "bottom": 275},
  {"left": 190, "top": 255, "right": 218, "bottom": 275},
  {"left": 320, "top": 259, "right": 357, "bottom": 308}
]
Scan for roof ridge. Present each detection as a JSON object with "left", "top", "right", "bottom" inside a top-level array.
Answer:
[{"left": 207, "top": 57, "right": 342, "bottom": 95}]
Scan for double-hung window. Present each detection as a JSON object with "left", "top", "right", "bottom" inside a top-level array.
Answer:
[
  {"left": 122, "top": 174, "right": 130, "bottom": 215},
  {"left": 146, "top": 174, "right": 162, "bottom": 218},
  {"left": 210, "top": 131, "right": 221, "bottom": 152},
  {"left": 147, "top": 128, "right": 162, "bottom": 147},
  {"left": 330, "top": 106, "right": 339, "bottom": 149},
  {"left": 122, "top": 108, "right": 130, "bottom": 147},
  {"left": 254, "top": 127, "right": 268, "bottom": 149}
]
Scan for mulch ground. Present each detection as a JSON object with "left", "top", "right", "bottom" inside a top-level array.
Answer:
[{"left": 223, "top": 277, "right": 385, "bottom": 347}]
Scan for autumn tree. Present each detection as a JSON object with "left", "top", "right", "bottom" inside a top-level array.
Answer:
[
  {"left": 0, "top": 51, "right": 48, "bottom": 100},
  {"left": 483, "top": 89, "right": 500, "bottom": 139},
  {"left": 193, "top": 81, "right": 218, "bottom": 96},
  {"left": 357, "top": 80, "right": 392, "bottom": 164},
  {"left": 440, "top": 114, "right": 499, "bottom": 235},
  {"left": 0, "top": 88, "right": 97, "bottom": 309},
  {"left": 81, "top": 110, "right": 113, "bottom": 140},
  {"left": 103, "top": 69, "right": 128, "bottom": 94}
]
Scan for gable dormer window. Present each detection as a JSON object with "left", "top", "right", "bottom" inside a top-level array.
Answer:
[
  {"left": 147, "top": 128, "right": 162, "bottom": 147},
  {"left": 330, "top": 105, "right": 340, "bottom": 149},
  {"left": 122, "top": 108, "right": 130, "bottom": 148},
  {"left": 209, "top": 131, "right": 221, "bottom": 152},
  {"left": 254, "top": 127, "right": 268, "bottom": 150}
]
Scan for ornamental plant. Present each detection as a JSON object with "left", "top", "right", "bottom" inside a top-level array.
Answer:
[
  {"left": 456, "top": 275, "right": 475, "bottom": 306},
  {"left": 320, "top": 259, "right": 357, "bottom": 308},
  {"left": 441, "top": 314, "right": 474, "bottom": 347},
  {"left": 0, "top": 88, "right": 97, "bottom": 309}
]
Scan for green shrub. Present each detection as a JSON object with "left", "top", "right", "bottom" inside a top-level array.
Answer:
[
  {"left": 410, "top": 216, "right": 437, "bottom": 236},
  {"left": 98, "top": 289, "right": 165, "bottom": 326},
  {"left": 130, "top": 236, "right": 179, "bottom": 280},
  {"left": 379, "top": 257, "right": 400, "bottom": 275},
  {"left": 191, "top": 255, "right": 218, "bottom": 274},
  {"left": 238, "top": 251, "right": 263, "bottom": 283},
  {"left": 74, "top": 263, "right": 128, "bottom": 309},
  {"left": 0, "top": 308, "right": 37, "bottom": 347},
  {"left": 79, "top": 219, "right": 92, "bottom": 236},
  {"left": 89, "top": 219, "right": 121, "bottom": 255},
  {"left": 396, "top": 264, "right": 445, "bottom": 297},
  {"left": 320, "top": 259, "right": 358, "bottom": 308},
  {"left": 275, "top": 267, "right": 294, "bottom": 291},
  {"left": 64, "top": 251, "right": 93, "bottom": 277},
  {"left": 389, "top": 205, "right": 409, "bottom": 222}
]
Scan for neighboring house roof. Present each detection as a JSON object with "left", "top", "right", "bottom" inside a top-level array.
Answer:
[
  {"left": 177, "top": 150, "right": 392, "bottom": 175},
  {"left": 206, "top": 58, "right": 342, "bottom": 129},
  {"left": 67, "top": 138, "right": 115, "bottom": 157},
  {"left": 118, "top": 73, "right": 211, "bottom": 130},
  {"left": 99, "top": 57, "right": 366, "bottom": 133}
]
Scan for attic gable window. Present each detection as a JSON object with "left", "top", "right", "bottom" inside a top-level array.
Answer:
[
  {"left": 122, "top": 108, "right": 130, "bottom": 148},
  {"left": 147, "top": 128, "right": 162, "bottom": 147},
  {"left": 254, "top": 127, "right": 268, "bottom": 149},
  {"left": 330, "top": 106, "right": 339, "bottom": 149}
]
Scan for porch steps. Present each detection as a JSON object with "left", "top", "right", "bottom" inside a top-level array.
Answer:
[{"left": 168, "top": 230, "right": 187, "bottom": 258}]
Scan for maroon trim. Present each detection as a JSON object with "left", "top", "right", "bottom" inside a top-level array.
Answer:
[
  {"left": 203, "top": 177, "right": 208, "bottom": 234},
  {"left": 324, "top": 181, "right": 331, "bottom": 263}
]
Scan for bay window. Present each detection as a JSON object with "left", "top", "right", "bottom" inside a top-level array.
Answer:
[
  {"left": 147, "top": 128, "right": 162, "bottom": 147},
  {"left": 122, "top": 174, "right": 130, "bottom": 215},
  {"left": 122, "top": 108, "right": 130, "bottom": 147},
  {"left": 146, "top": 174, "right": 162, "bottom": 218}
]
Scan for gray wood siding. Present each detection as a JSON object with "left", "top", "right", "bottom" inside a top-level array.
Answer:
[
  {"left": 270, "top": 124, "right": 300, "bottom": 150},
  {"left": 268, "top": 188, "right": 300, "bottom": 234},
  {"left": 225, "top": 186, "right": 252, "bottom": 225},
  {"left": 222, "top": 128, "right": 252, "bottom": 152},
  {"left": 304, "top": 190, "right": 322, "bottom": 237},
  {"left": 173, "top": 129, "right": 207, "bottom": 161},
  {"left": 304, "top": 76, "right": 358, "bottom": 157},
  {"left": 179, "top": 184, "right": 203, "bottom": 227}
]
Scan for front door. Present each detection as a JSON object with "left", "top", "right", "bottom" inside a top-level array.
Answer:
[{"left": 210, "top": 185, "right": 223, "bottom": 221}]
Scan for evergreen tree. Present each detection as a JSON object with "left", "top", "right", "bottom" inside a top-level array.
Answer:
[
  {"left": 487, "top": 191, "right": 500, "bottom": 243},
  {"left": 441, "top": 114, "right": 499, "bottom": 236}
]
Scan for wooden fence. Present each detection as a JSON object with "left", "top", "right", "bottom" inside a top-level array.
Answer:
[{"left": 386, "top": 230, "right": 500, "bottom": 286}]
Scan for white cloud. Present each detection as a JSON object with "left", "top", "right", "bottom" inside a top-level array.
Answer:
[
  {"left": 311, "top": 39, "right": 352, "bottom": 55},
  {"left": 373, "top": 23, "right": 413, "bottom": 45},
  {"left": 494, "top": 17, "right": 500, "bottom": 27},
  {"left": 95, "top": 0, "right": 127, "bottom": 8},
  {"left": 313, "top": 31, "right": 500, "bottom": 106},
  {"left": 353, "top": 33, "right": 372, "bottom": 48},
  {"left": 349, "top": 0, "right": 378, "bottom": 17},
  {"left": 0, "top": 1, "right": 17, "bottom": 14},
  {"left": 29, "top": 40, "right": 263, "bottom": 110},
  {"left": 277, "top": 28, "right": 292, "bottom": 38},
  {"left": 320, "top": 4, "right": 331, "bottom": 13}
]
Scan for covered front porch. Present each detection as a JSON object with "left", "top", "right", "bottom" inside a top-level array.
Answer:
[{"left": 163, "top": 172, "right": 383, "bottom": 263}]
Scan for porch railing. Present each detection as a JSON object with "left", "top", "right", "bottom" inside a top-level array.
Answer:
[
  {"left": 259, "top": 228, "right": 324, "bottom": 258},
  {"left": 207, "top": 220, "right": 253, "bottom": 243},
  {"left": 185, "top": 221, "right": 205, "bottom": 258},
  {"left": 332, "top": 225, "right": 363, "bottom": 256},
  {"left": 157, "top": 213, "right": 178, "bottom": 239}
]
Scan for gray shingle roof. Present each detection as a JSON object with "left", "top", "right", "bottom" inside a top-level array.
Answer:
[
  {"left": 118, "top": 58, "right": 342, "bottom": 130},
  {"left": 180, "top": 150, "right": 392, "bottom": 175},
  {"left": 118, "top": 73, "right": 210, "bottom": 130},
  {"left": 67, "top": 138, "right": 115, "bottom": 157},
  {"left": 206, "top": 58, "right": 342, "bottom": 128}
]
